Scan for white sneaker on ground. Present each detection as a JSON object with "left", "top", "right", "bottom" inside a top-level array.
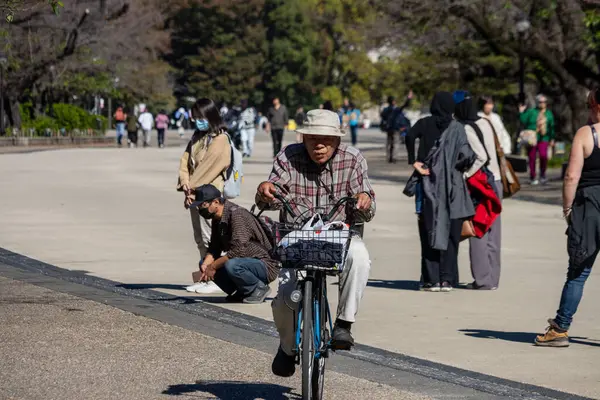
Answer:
[
  {"left": 193, "top": 281, "right": 223, "bottom": 294},
  {"left": 531, "top": 179, "right": 540, "bottom": 186},
  {"left": 185, "top": 282, "right": 206, "bottom": 293}
]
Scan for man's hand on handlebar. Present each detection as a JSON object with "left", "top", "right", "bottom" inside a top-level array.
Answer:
[
  {"left": 257, "top": 181, "right": 277, "bottom": 204},
  {"left": 355, "top": 193, "right": 372, "bottom": 211}
]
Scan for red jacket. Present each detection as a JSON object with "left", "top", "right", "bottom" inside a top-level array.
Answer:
[{"left": 466, "top": 170, "right": 502, "bottom": 238}]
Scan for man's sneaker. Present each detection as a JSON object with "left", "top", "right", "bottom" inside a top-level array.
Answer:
[
  {"left": 225, "top": 292, "right": 245, "bottom": 303},
  {"left": 441, "top": 282, "right": 453, "bottom": 292},
  {"left": 331, "top": 321, "right": 354, "bottom": 350},
  {"left": 185, "top": 282, "right": 206, "bottom": 293},
  {"left": 272, "top": 347, "right": 296, "bottom": 377},
  {"left": 531, "top": 179, "right": 540, "bottom": 186},
  {"left": 194, "top": 281, "right": 223, "bottom": 294},
  {"left": 540, "top": 177, "right": 548, "bottom": 185},
  {"left": 535, "top": 319, "right": 570, "bottom": 347},
  {"left": 422, "top": 283, "right": 441, "bottom": 292},
  {"left": 242, "top": 284, "right": 272, "bottom": 304}
]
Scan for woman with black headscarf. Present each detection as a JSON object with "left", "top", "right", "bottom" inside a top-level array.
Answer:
[
  {"left": 405, "top": 92, "right": 476, "bottom": 292},
  {"left": 454, "top": 92, "right": 504, "bottom": 290}
]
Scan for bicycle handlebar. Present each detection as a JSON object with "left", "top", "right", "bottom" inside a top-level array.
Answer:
[{"left": 272, "top": 192, "right": 358, "bottom": 223}]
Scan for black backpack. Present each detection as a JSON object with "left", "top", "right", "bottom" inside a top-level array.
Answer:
[{"left": 391, "top": 109, "right": 411, "bottom": 131}]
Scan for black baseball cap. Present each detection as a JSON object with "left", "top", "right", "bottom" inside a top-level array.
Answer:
[{"left": 190, "top": 184, "right": 222, "bottom": 209}]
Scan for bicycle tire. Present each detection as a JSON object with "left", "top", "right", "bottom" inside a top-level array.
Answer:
[
  {"left": 311, "top": 274, "right": 326, "bottom": 400},
  {"left": 302, "top": 279, "right": 314, "bottom": 400}
]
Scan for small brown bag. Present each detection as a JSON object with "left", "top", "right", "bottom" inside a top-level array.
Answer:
[
  {"left": 461, "top": 220, "right": 476, "bottom": 241},
  {"left": 483, "top": 119, "right": 521, "bottom": 198}
]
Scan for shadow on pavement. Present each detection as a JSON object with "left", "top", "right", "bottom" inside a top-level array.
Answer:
[
  {"left": 163, "top": 380, "right": 300, "bottom": 399},
  {"left": 151, "top": 295, "right": 275, "bottom": 305},
  {"left": 460, "top": 329, "right": 600, "bottom": 347},
  {"left": 367, "top": 279, "right": 420, "bottom": 291},
  {"left": 118, "top": 283, "right": 187, "bottom": 290}
]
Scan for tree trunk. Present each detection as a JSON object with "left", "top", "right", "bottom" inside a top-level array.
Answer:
[{"left": 8, "top": 96, "right": 22, "bottom": 131}]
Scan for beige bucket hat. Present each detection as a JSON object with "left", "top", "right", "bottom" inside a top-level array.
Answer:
[{"left": 295, "top": 109, "right": 346, "bottom": 137}]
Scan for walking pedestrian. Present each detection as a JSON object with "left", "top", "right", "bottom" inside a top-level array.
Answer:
[
  {"left": 381, "top": 91, "right": 413, "bottom": 163},
  {"left": 455, "top": 92, "right": 503, "bottom": 290},
  {"left": 138, "top": 105, "right": 154, "bottom": 147},
  {"left": 404, "top": 92, "right": 476, "bottom": 292},
  {"left": 126, "top": 109, "right": 139, "bottom": 148},
  {"left": 114, "top": 106, "right": 126, "bottom": 147},
  {"left": 519, "top": 94, "right": 555, "bottom": 185},
  {"left": 535, "top": 88, "right": 600, "bottom": 347},
  {"left": 294, "top": 106, "right": 305, "bottom": 143},
  {"left": 239, "top": 99, "right": 257, "bottom": 157},
  {"left": 346, "top": 102, "right": 361, "bottom": 146},
  {"left": 267, "top": 97, "right": 289, "bottom": 157},
  {"left": 177, "top": 98, "right": 232, "bottom": 295},
  {"left": 155, "top": 110, "right": 169, "bottom": 148}
]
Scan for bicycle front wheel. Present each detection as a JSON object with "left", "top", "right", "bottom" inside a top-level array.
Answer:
[{"left": 301, "top": 279, "right": 314, "bottom": 400}]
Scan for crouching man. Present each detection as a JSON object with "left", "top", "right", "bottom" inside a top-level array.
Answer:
[{"left": 191, "top": 184, "right": 278, "bottom": 304}]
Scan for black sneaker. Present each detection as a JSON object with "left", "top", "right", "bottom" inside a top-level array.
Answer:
[
  {"left": 272, "top": 347, "right": 296, "bottom": 377},
  {"left": 421, "top": 283, "right": 441, "bottom": 292},
  {"left": 242, "top": 284, "right": 272, "bottom": 304},
  {"left": 441, "top": 282, "right": 453, "bottom": 292},
  {"left": 225, "top": 292, "right": 244, "bottom": 303},
  {"left": 331, "top": 321, "right": 354, "bottom": 350}
]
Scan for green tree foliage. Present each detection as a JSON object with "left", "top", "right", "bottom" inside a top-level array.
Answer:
[{"left": 168, "top": 1, "right": 266, "bottom": 107}]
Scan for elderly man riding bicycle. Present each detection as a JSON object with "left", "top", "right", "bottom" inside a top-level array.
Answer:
[{"left": 255, "top": 109, "right": 376, "bottom": 378}]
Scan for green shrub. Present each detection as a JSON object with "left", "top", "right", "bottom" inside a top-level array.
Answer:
[
  {"left": 52, "top": 103, "right": 90, "bottom": 131},
  {"left": 31, "top": 116, "right": 59, "bottom": 134},
  {"left": 17, "top": 103, "right": 106, "bottom": 136}
]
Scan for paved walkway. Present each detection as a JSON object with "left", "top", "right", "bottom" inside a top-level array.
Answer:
[
  {"left": 0, "top": 129, "right": 598, "bottom": 398},
  {"left": 0, "top": 275, "right": 423, "bottom": 400}
]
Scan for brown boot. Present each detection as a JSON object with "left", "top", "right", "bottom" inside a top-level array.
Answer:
[{"left": 534, "top": 319, "right": 570, "bottom": 347}]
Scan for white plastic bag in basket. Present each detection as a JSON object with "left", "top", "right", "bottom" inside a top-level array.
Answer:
[{"left": 278, "top": 215, "right": 350, "bottom": 248}]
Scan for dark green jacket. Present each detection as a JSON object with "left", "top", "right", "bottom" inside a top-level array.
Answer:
[{"left": 519, "top": 108, "right": 555, "bottom": 142}]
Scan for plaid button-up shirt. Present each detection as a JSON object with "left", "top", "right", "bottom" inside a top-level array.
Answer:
[
  {"left": 208, "top": 201, "right": 279, "bottom": 282},
  {"left": 256, "top": 143, "right": 376, "bottom": 223}
]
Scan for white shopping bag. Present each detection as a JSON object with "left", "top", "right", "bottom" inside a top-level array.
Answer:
[{"left": 278, "top": 214, "right": 323, "bottom": 248}]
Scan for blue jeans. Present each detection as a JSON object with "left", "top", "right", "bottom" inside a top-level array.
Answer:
[
  {"left": 350, "top": 125, "right": 358, "bottom": 146},
  {"left": 554, "top": 254, "right": 597, "bottom": 330},
  {"left": 213, "top": 258, "right": 269, "bottom": 296},
  {"left": 116, "top": 122, "right": 125, "bottom": 145}
]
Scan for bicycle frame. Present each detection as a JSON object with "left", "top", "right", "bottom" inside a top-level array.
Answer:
[{"left": 294, "top": 271, "right": 335, "bottom": 360}]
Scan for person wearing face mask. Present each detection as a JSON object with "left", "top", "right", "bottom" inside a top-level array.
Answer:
[
  {"left": 255, "top": 109, "right": 376, "bottom": 378},
  {"left": 190, "top": 184, "right": 278, "bottom": 304},
  {"left": 177, "top": 98, "right": 232, "bottom": 294}
]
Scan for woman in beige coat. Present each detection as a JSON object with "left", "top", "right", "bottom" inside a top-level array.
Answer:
[{"left": 177, "top": 98, "right": 231, "bottom": 293}]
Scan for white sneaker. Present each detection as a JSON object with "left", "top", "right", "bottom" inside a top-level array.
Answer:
[
  {"left": 531, "top": 179, "right": 540, "bottom": 186},
  {"left": 185, "top": 282, "right": 206, "bottom": 293},
  {"left": 193, "top": 281, "right": 223, "bottom": 294}
]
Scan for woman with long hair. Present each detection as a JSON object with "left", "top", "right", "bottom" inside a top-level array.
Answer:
[
  {"left": 535, "top": 88, "right": 600, "bottom": 347},
  {"left": 456, "top": 92, "right": 503, "bottom": 290},
  {"left": 177, "top": 98, "right": 231, "bottom": 294}
]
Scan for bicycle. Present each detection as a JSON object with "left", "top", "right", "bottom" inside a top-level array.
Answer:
[{"left": 259, "top": 194, "right": 361, "bottom": 400}]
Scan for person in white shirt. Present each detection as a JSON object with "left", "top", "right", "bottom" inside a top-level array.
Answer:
[
  {"left": 239, "top": 99, "right": 257, "bottom": 157},
  {"left": 458, "top": 94, "right": 506, "bottom": 290},
  {"left": 138, "top": 104, "right": 154, "bottom": 147},
  {"left": 477, "top": 96, "right": 512, "bottom": 155}
]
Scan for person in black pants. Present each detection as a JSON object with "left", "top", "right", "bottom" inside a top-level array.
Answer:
[
  {"left": 419, "top": 213, "right": 462, "bottom": 291},
  {"left": 407, "top": 92, "right": 474, "bottom": 292},
  {"left": 267, "top": 97, "right": 289, "bottom": 157}
]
